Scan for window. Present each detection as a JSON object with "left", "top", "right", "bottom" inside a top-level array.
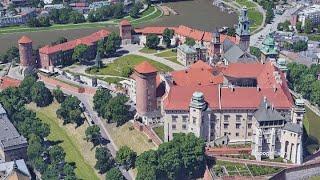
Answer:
[
  {"left": 182, "top": 124, "right": 187, "bottom": 130},
  {"left": 236, "top": 132, "right": 239, "bottom": 137},
  {"left": 172, "top": 115, "right": 178, "bottom": 122},
  {"left": 248, "top": 132, "right": 252, "bottom": 136},
  {"left": 224, "top": 124, "right": 229, "bottom": 129},
  {"left": 224, "top": 115, "right": 229, "bottom": 122},
  {"left": 172, "top": 124, "right": 176, "bottom": 130},
  {"left": 182, "top": 115, "right": 188, "bottom": 122},
  {"left": 236, "top": 123, "right": 241, "bottom": 129},
  {"left": 192, "top": 117, "right": 197, "bottom": 124},
  {"left": 224, "top": 132, "right": 228, "bottom": 136},
  {"left": 248, "top": 115, "right": 253, "bottom": 121},
  {"left": 248, "top": 123, "right": 252, "bottom": 129},
  {"left": 236, "top": 115, "right": 242, "bottom": 122}
]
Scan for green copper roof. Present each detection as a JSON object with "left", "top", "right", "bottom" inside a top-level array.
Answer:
[{"left": 260, "top": 33, "right": 278, "bottom": 55}]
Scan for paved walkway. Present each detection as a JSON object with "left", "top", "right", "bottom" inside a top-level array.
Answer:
[{"left": 209, "top": 155, "right": 296, "bottom": 168}]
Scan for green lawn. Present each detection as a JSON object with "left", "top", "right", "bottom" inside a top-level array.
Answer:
[
  {"left": 86, "top": 54, "right": 173, "bottom": 76},
  {"left": 100, "top": 77, "right": 126, "bottom": 85},
  {"left": 153, "top": 126, "right": 164, "bottom": 141},
  {"left": 303, "top": 106, "right": 320, "bottom": 154},
  {"left": 115, "top": 6, "right": 156, "bottom": 23},
  {"left": 105, "top": 122, "right": 156, "bottom": 155},
  {"left": 155, "top": 50, "right": 177, "bottom": 57},
  {"left": 27, "top": 102, "right": 100, "bottom": 180},
  {"left": 139, "top": 47, "right": 159, "bottom": 54},
  {"left": 131, "top": 6, "right": 162, "bottom": 25},
  {"left": 165, "top": 57, "right": 182, "bottom": 65}
]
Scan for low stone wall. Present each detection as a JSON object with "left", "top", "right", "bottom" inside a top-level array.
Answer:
[
  {"left": 206, "top": 147, "right": 251, "bottom": 155},
  {"left": 271, "top": 162, "right": 320, "bottom": 180},
  {"left": 133, "top": 121, "right": 163, "bottom": 147}
]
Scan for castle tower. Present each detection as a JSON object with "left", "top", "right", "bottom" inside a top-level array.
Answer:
[
  {"left": 134, "top": 61, "right": 157, "bottom": 121},
  {"left": 189, "top": 92, "right": 207, "bottom": 138},
  {"left": 212, "top": 29, "right": 221, "bottom": 56},
  {"left": 291, "top": 99, "right": 305, "bottom": 127},
  {"left": 236, "top": 7, "right": 250, "bottom": 52},
  {"left": 119, "top": 20, "right": 132, "bottom": 45},
  {"left": 18, "top": 36, "right": 35, "bottom": 76}
]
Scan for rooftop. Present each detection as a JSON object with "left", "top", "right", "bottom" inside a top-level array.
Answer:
[
  {"left": 18, "top": 36, "right": 32, "bottom": 44},
  {"left": 134, "top": 61, "right": 158, "bottom": 74},
  {"left": 0, "top": 159, "right": 30, "bottom": 179}
]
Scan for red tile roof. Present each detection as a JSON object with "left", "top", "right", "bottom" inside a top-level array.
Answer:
[
  {"left": 0, "top": 76, "right": 21, "bottom": 90},
  {"left": 220, "top": 34, "right": 237, "bottom": 44},
  {"left": 163, "top": 62, "right": 293, "bottom": 111},
  {"left": 18, "top": 36, "right": 32, "bottom": 44},
  {"left": 134, "top": 61, "right": 158, "bottom": 74},
  {"left": 39, "top": 29, "right": 110, "bottom": 55},
  {"left": 175, "top": 25, "right": 205, "bottom": 41},
  {"left": 120, "top": 19, "right": 131, "bottom": 26}
]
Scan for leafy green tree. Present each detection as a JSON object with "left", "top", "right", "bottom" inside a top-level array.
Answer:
[
  {"left": 136, "top": 133, "right": 206, "bottom": 179},
  {"left": 113, "top": 3, "right": 125, "bottom": 18},
  {"left": 304, "top": 19, "right": 313, "bottom": 34},
  {"left": 33, "top": 157, "right": 47, "bottom": 174},
  {"left": 4, "top": 46, "right": 20, "bottom": 63},
  {"left": 250, "top": 46, "right": 261, "bottom": 59},
  {"left": 297, "top": 74, "right": 316, "bottom": 99},
  {"left": 265, "top": 8, "right": 274, "bottom": 24},
  {"left": 63, "top": 163, "right": 76, "bottom": 179},
  {"left": 72, "top": 44, "right": 89, "bottom": 63},
  {"left": 116, "top": 146, "right": 137, "bottom": 170},
  {"left": 16, "top": 111, "right": 50, "bottom": 138},
  {"left": 226, "top": 27, "right": 236, "bottom": 36},
  {"left": 121, "top": 66, "right": 133, "bottom": 77},
  {"left": 129, "top": 5, "right": 139, "bottom": 18},
  {"left": 56, "top": 96, "right": 83, "bottom": 125},
  {"left": 311, "top": 81, "right": 320, "bottom": 106},
  {"left": 27, "top": 17, "right": 40, "bottom": 27},
  {"left": 95, "top": 147, "right": 115, "bottom": 174},
  {"left": 103, "top": 32, "right": 121, "bottom": 57},
  {"left": 38, "top": 16, "right": 51, "bottom": 27},
  {"left": 105, "top": 95, "right": 131, "bottom": 126},
  {"left": 292, "top": 40, "right": 308, "bottom": 52},
  {"left": 49, "top": 145, "right": 66, "bottom": 164},
  {"left": 93, "top": 88, "right": 112, "bottom": 117},
  {"left": 53, "top": 88, "right": 65, "bottom": 103},
  {"left": 85, "top": 125, "right": 101, "bottom": 146},
  {"left": 105, "top": 167, "right": 124, "bottom": 180},
  {"left": 163, "top": 28, "right": 174, "bottom": 48},
  {"left": 69, "top": 11, "right": 85, "bottom": 24},
  {"left": 42, "top": 165, "right": 60, "bottom": 179},
  {"left": 296, "top": 21, "right": 302, "bottom": 32},
  {"left": 19, "top": 75, "right": 37, "bottom": 103},
  {"left": 31, "top": 81, "right": 53, "bottom": 107},
  {"left": 27, "top": 134, "right": 44, "bottom": 161},
  {"left": 185, "top": 37, "right": 196, "bottom": 46},
  {"left": 146, "top": 34, "right": 160, "bottom": 49}
]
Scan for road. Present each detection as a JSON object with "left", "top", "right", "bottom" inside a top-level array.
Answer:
[
  {"left": 43, "top": 83, "right": 134, "bottom": 180},
  {"left": 250, "top": 4, "right": 302, "bottom": 47}
]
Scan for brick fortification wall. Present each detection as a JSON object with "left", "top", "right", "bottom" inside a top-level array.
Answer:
[
  {"left": 38, "top": 74, "right": 96, "bottom": 95},
  {"left": 133, "top": 121, "right": 163, "bottom": 146}
]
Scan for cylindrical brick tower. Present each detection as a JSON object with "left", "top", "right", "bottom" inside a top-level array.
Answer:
[
  {"left": 134, "top": 61, "right": 157, "bottom": 116},
  {"left": 18, "top": 35, "right": 33, "bottom": 67}
]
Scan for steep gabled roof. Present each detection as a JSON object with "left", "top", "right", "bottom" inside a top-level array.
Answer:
[{"left": 254, "top": 99, "right": 285, "bottom": 122}]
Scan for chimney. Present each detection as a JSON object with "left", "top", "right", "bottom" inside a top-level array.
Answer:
[
  {"left": 273, "top": 85, "right": 277, "bottom": 92},
  {"left": 257, "top": 86, "right": 261, "bottom": 92}
]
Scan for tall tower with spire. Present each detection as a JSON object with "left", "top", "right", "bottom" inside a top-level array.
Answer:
[{"left": 236, "top": 7, "right": 250, "bottom": 51}]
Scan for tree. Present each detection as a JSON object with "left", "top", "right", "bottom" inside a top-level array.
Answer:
[
  {"left": 297, "top": 74, "right": 316, "bottom": 99},
  {"left": 146, "top": 34, "right": 160, "bottom": 49},
  {"left": 69, "top": 11, "right": 85, "bottom": 24},
  {"left": 31, "top": 81, "right": 53, "bottom": 107},
  {"left": 27, "top": 134, "right": 44, "bottom": 160},
  {"left": 113, "top": 3, "right": 125, "bottom": 18},
  {"left": 120, "top": 66, "right": 133, "bottom": 77},
  {"left": 136, "top": 133, "right": 206, "bottom": 180},
  {"left": 72, "top": 44, "right": 89, "bottom": 63},
  {"left": 49, "top": 145, "right": 66, "bottom": 164},
  {"left": 129, "top": 5, "right": 139, "bottom": 18},
  {"left": 311, "top": 81, "right": 320, "bottom": 106},
  {"left": 85, "top": 125, "right": 101, "bottom": 146},
  {"left": 292, "top": 40, "right": 308, "bottom": 52},
  {"left": 56, "top": 96, "right": 83, "bottom": 125},
  {"left": 163, "top": 28, "right": 174, "bottom": 48},
  {"left": 105, "top": 95, "right": 131, "bottom": 126},
  {"left": 296, "top": 21, "right": 302, "bottom": 32},
  {"left": 95, "top": 147, "right": 115, "bottom": 174},
  {"left": 265, "top": 8, "right": 274, "bottom": 24},
  {"left": 38, "top": 16, "right": 51, "bottom": 27},
  {"left": 20, "top": 75, "right": 37, "bottom": 103},
  {"left": 63, "top": 163, "right": 76, "bottom": 179},
  {"left": 53, "top": 88, "right": 66, "bottom": 103},
  {"left": 93, "top": 88, "right": 112, "bottom": 117},
  {"left": 27, "top": 17, "right": 40, "bottom": 27},
  {"left": 105, "top": 168, "right": 124, "bottom": 180},
  {"left": 116, "top": 146, "right": 137, "bottom": 170},
  {"left": 5, "top": 46, "right": 20, "bottom": 63},
  {"left": 104, "top": 32, "right": 121, "bottom": 57},
  {"left": 250, "top": 46, "right": 261, "bottom": 58},
  {"left": 185, "top": 37, "right": 196, "bottom": 46},
  {"left": 304, "top": 19, "right": 313, "bottom": 34},
  {"left": 226, "top": 27, "right": 236, "bottom": 36}
]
